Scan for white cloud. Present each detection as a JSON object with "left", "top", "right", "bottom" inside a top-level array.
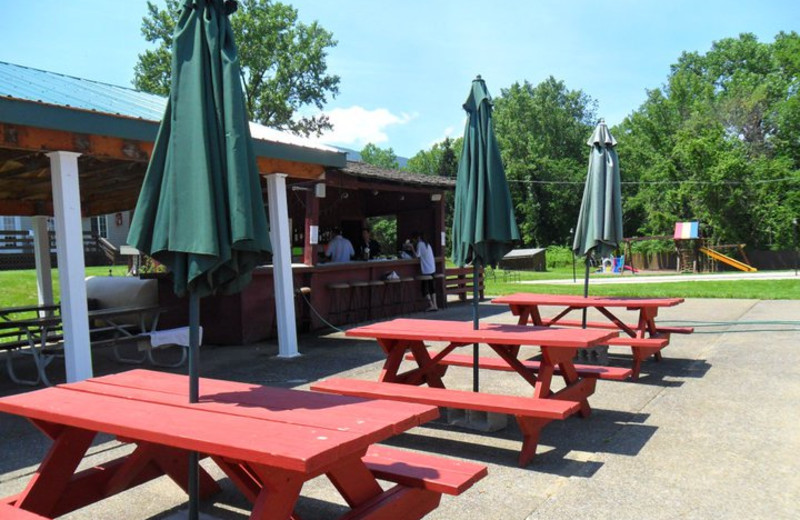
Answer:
[{"left": 307, "top": 106, "right": 416, "bottom": 149}]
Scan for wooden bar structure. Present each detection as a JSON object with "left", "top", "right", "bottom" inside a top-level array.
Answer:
[{"left": 0, "top": 63, "right": 456, "bottom": 347}]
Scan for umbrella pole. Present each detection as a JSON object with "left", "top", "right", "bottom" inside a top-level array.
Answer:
[
  {"left": 188, "top": 292, "right": 200, "bottom": 520},
  {"left": 582, "top": 256, "right": 590, "bottom": 328},
  {"left": 472, "top": 261, "right": 480, "bottom": 392}
]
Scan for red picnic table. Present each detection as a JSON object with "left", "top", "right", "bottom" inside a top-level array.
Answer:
[
  {"left": 312, "top": 318, "right": 628, "bottom": 466},
  {"left": 492, "top": 293, "right": 693, "bottom": 379},
  {"left": 0, "top": 369, "right": 486, "bottom": 519}
]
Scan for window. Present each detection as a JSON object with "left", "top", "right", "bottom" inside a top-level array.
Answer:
[{"left": 91, "top": 216, "right": 108, "bottom": 238}]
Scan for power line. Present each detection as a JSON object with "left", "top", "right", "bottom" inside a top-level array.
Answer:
[{"left": 507, "top": 177, "right": 800, "bottom": 186}]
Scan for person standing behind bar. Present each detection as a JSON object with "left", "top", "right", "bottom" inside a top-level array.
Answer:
[
  {"left": 325, "top": 227, "right": 354, "bottom": 263},
  {"left": 357, "top": 228, "right": 381, "bottom": 261},
  {"left": 411, "top": 231, "right": 437, "bottom": 311}
]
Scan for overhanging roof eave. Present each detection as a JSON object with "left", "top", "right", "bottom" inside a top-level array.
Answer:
[{"left": 0, "top": 97, "right": 346, "bottom": 167}]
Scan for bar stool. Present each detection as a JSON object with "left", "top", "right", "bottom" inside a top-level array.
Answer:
[
  {"left": 348, "top": 281, "right": 371, "bottom": 323},
  {"left": 367, "top": 280, "right": 385, "bottom": 320},
  {"left": 415, "top": 274, "right": 434, "bottom": 312},
  {"left": 382, "top": 278, "right": 402, "bottom": 317},
  {"left": 399, "top": 277, "right": 417, "bottom": 314},
  {"left": 433, "top": 273, "right": 446, "bottom": 309},
  {"left": 326, "top": 282, "right": 350, "bottom": 325}
]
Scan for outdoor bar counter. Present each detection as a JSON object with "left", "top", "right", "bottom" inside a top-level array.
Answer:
[{"left": 154, "top": 257, "right": 445, "bottom": 345}]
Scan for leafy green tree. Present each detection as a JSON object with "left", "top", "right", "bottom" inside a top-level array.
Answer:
[
  {"left": 134, "top": 0, "right": 340, "bottom": 136},
  {"left": 492, "top": 77, "right": 597, "bottom": 247},
  {"left": 359, "top": 143, "right": 399, "bottom": 169},
  {"left": 405, "top": 137, "right": 460, "bottom": 177},
  {"left": 618, "top": 32, "right": 800, "bottom": 249}
]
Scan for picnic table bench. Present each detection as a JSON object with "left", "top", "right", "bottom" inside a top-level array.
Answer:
[
  {"left": 0, "top": 304, "right": 184, "bottom": 386},
  {"left": 492, "top": 293, "right": 693, "bottom": 379},
  {"left": 0, "top": 369, "right": 486, "bottom": 519},
  {"left": 311, "top": 318, "right": 618, "bottom": 466}
]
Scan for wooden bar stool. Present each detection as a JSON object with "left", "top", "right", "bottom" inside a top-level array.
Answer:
[
  {"left": 349, "top": 281, "right": 371, "bottom": 323},
  {"left": 399, "top": 277, "right": 417, "bottom": 314},
  {"left": 433, "top": 273, "right": 446, "bottom": 309},
  {"left": 382, "top": 278, "right": 402, "bottom": 317},
  {"left": 367, "top": 280, "right": 385, "bottom": 320},
  {"left": 415, "top": 274, "right": 433, "bottom": 312},
  {"left": 326, "top": 283, "right": 351, "bottom": 325}
]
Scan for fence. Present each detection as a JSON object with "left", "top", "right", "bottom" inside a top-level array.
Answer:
[
  {"left": 0, "top": 229, "right": 116, "bottom": 270},
  {"left": 445, "top": 266, "right": 485, "bottom": 302}
]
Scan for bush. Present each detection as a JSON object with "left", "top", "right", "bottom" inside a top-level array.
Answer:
[{"left": 546, "top": 245, "right": 574, "bottom": 269}]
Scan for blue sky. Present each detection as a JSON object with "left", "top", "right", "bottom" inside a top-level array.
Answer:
[{"left": 1, "top": 1, "right": 797, "bottom": 158}]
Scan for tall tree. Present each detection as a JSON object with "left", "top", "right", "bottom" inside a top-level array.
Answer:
[
  {"left": 405, "top": 137, "right": 461, "bottom": 177},
  {"left": 134, "top": 0, "right": 340, "bottom": 136},
  {"left": 359, "top": 143, "right": 399, "bottom": 169},
  {"left": 618, "top": 32, "right": 800, "bottom": 249},
  {"left": 492, "top": 77, "right": 597, "bottom": 247}
]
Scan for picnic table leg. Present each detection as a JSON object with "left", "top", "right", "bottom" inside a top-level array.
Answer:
[
  {"left": 377, "top": 340, "right": 447, "bottom": 388},
  {"left": 326, "top": 453, "right": 384, "bottom": 507},
  {"left": 247, "top": 465, "right": 305, "bottom": 520},
  {"left": 540, "top": 347, "right": 594, "bottom": 418},
  {"left": 516, "top": 417, "right": 551, "bottom": 467},
  {"left": 14, "top": 426, "right": 96, "bottom": 517}
]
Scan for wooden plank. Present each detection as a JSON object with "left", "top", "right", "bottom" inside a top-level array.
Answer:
[
  {"left": 0, "top": 387, "right": 376, "bottom": 474},
  {"left": 310, "top": 378, "right": 578, "bottom": 419},
  {"left": 492, "top": 293, "right": 685, "bottom": 308},
  {"left": 79, "top": 369, "right": 438, "bottom": 432},
  {"left": 67, "top": 379, "right": 436, "bottom": 442},
  {"left": 405, "top": 352, "right": 632, "bottom": 381},
  {"left": 346, "top": 318, "right": 617, "bottom": 348},
  {"left": 363, "top": 445, "right": 487, "bottom": 496},
  {"left": 541, "top": 318, "right": 693, "bottom": 334}
]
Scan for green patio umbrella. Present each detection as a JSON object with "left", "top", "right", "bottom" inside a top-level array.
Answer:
[
  {"left": 572, "top": 120, "right": 622, "bottom": 326},
  {"left": 127, "top": 1, "right": 270, "bottom": 517},
  {"left": 452, "top": 76, "right": 520, "bottom": 391}
]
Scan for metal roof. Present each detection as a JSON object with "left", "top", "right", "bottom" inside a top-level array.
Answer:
[
  {"left": 0, "top": 61, "right": 345, "bottom": 166},
  {"left": 340, "top": 161, "right": 456, "bottom": 189}
]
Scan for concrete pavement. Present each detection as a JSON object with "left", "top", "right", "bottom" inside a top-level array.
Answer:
[{"left": 1, "top": 296, "right": 798, "bottom": 519}]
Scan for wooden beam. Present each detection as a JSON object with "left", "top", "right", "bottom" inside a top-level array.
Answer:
[
  {"left": 0, "top": 199, "right": 52, "bottom": 216},
  {"left": 1, "top": 124, "right": 153, "bottom": 162},
  {"left": 257, "top": 157, "right": 324, "bottom": 179}
]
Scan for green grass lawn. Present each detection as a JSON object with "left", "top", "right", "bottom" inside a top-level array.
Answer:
[
  {"left": 1, "top": 265, "right": 798, "bottom": 309},
  {"left": 0, "top": 266, "right": 129, "bottom": 308},
  {"left": 483, "top": 267, "right": 800, "bottom": 300}
]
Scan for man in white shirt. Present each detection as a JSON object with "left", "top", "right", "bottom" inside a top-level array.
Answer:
[{"left": 325, "top": 228, "right": 354, "bottom": 263}]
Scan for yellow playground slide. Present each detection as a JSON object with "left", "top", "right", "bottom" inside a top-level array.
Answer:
[{"left": 699, "top": 247, "right": 757, "bottom": 272}]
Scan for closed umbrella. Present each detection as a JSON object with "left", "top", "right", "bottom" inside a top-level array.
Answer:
[
  {"left": 127, "top": 0, "right": 270, "bottom": 517},
  {"left": 572, "top": 120, "right": 622, "bottom": 326},
  {"left": 452, "top": 76, "right": 520, "bottom": 391}
]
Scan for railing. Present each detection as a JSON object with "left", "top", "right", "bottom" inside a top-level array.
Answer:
[
  {"left": 445, "top": 266, "right": 484, "bottom": 302},
  {"left": 0, "top": 229, "right": 109, "bottom": 270}
]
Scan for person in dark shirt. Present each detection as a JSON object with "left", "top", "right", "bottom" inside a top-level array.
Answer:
[{"left": 357, "top": 228, "right": 381, "bottom": 260}]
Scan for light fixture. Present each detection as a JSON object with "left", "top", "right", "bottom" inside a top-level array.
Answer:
[
  {"left": 372, "top": 190, "right": 379, "bottom": 195},
  {"left": 431, "top": 193, "right": 442, "bottom": 201}
]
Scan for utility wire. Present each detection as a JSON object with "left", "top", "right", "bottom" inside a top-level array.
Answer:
[{"left": 506, "top": 177, "right": 800, "bottom": 186}]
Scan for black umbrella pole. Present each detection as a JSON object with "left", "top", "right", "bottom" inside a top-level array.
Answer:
[
  {"left": 188, "top": 292, "right": 200, "bottom": 520},
  {"left": 582, "top": 257, "right": 590, "bottom": 329},
  {"left": 472, "top": 262, "right": 480, "bottom": 392}
]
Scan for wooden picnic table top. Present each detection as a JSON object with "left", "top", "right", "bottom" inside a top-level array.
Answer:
[
  {"left": 0, "top": 369, "right": 437, "bottom": 475},
  {"left": 492, "top": 293, "right": 685, "bottom": 309},
  {"left": 346, "top": 318, "right": 616, "bottom": 348}
]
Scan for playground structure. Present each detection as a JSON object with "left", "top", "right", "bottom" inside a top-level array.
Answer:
[
  {"left": 619, "top": 222, "right": 758, "bottom": 273},
  {"left": 673, "top": 221, "right": 757, "bottom": 273}
]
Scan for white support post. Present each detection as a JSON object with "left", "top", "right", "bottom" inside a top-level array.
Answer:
[
  {"left": 32, "top": 215, "right": 54, "bottom": 309},
  {"left": 48, "top": 151, "right": 93, "bottom": 382},
  {"left": 265, "top": 173, "right": 300, "bottom": 358}
]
